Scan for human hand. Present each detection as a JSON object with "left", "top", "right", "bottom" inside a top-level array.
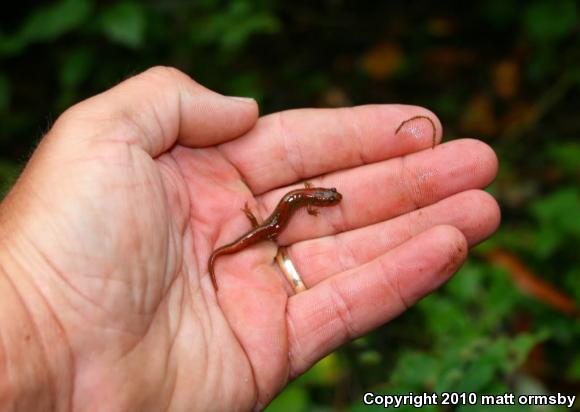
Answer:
[{"left": 0, "top": 67, "right": 499, "bottom": 411}]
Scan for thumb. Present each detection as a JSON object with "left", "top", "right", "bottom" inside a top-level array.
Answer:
[{"left": 51, "top": 66, "right": 259, "bottom": 156}]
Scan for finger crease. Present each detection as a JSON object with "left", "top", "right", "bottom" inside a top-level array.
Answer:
[
  {"left": 334, "top": 234, "right": 357, "bottom": 273},
  {"left": 398, "top": 155, "right": 422, "bottom": 211},
  {"left": 149, "top": 99, "right": 170, "bottom": 154},
  {"left": 328, "top": 280, "right": 357, "bottom": 340},
  {"left": 215, "top": 145, "right": 254, "bottom": 195},
  {"left": 122, "top": 108, "right": 155, "bottom": 153},
  {"left": 286, "top": 313, "right": 308, "bottom": 379},
  {"left": 376, "top": 257, "right": 410, "bottom": 311},
  {"left": 345, "top": 107, "right": 368, "bottom": 165},
  {"left": 277, "top": 112, "right": 305, "bottom": 180}
]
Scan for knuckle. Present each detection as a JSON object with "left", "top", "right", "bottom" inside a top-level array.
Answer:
[{"left": 139, "top": 66, "right": 200, "bottom": 90}]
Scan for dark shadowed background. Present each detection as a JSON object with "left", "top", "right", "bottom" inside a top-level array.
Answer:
[{"left": 1, "top": 1, "right": 579, "bottom": 411}]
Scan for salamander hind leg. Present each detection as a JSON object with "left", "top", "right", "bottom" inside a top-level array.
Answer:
[
  {"left": 242, "top": 202, "right": 260, "bottom": 228},
  {"left": 307, "top": 204, "right": 319, "bottom": 216}
]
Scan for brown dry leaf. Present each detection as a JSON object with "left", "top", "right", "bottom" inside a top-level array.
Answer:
[
  {"left": 501, "top": 100, "right": 537, "bottom": 135},
  {"left": 361, "top": 42, "right": 402, "bottom": 80},
  {"left": 318, "top": 86, "right": 352, "bottom": 107},
  {"left": 425, "top": 47, "right": 479, "bottom": 69},
  {"left": 493, "top": 60, "right": 520, "bottom": 99},
  {"left": 485, "top": 249, "right": 578, "bottom": 317},
  {"left": 459, "top": 94, "right": 498, "bottom": 136}
]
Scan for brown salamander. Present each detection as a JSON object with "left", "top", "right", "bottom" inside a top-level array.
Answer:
[{"left": 208, "top": 182, "right": 342, "bottom": 290}]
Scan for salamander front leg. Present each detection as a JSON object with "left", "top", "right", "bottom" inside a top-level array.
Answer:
[
  {"left": 242, "top": 202, "right": 260, "bottom": 228},
  {"left": 304, "top": 181, "right": 318, "bottom": 215}
]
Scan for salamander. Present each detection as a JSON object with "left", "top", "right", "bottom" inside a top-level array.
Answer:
[{"left": 208, "top": 182, "right": 343, "bottom": 290}]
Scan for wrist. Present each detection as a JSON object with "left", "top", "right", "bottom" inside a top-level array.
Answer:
[{"left": 0, "top": 239, "right": 73, "bottom": 411}]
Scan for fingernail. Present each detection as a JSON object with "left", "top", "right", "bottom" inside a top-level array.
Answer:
[{"left": 227, "top": 95, "right": 255, "bottom": 103}]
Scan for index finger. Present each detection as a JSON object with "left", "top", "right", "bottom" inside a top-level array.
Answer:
[{"left": 219, "top": 104, "right": 442, "bottom": 194}]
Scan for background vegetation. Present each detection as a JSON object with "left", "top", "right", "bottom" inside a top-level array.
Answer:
[{"left": 1, "top": 1, "right": 578, "bottom": 410}]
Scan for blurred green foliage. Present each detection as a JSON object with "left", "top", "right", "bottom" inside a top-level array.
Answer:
[{"left": 1, "top": 0, "right": 579, "bottom": 410}]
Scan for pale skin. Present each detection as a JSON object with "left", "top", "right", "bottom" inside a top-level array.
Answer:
[{"left": 0, "top": 67, "right": 500, "bottom": 411}]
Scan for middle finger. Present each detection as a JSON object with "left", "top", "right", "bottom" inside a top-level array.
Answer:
[{"left": 252, "top": 138, "right": 497, "bottom": 244}]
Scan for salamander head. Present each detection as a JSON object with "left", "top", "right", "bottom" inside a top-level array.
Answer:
[{"left": 313, "top": 187, "right": 342, "bottom": 206}]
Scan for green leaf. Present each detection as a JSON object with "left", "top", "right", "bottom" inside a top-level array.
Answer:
[
  {"left": 190, "top": 2, "right": 280, "bottom": 54},
  {"left": 0, "top": 159, "right": 20, "bottom": 198},
  {"left": 0, "top": 73, "right": 10, "bottom": 111},
  {"left": 265, "top": 384, "right": 309, "bottom": 412},
  {"left": 220, "top": 12, "right": 280, "bottom": 51},
  {"left": 563, "top": 267, "right": 580, "bottom": 301},
  {"left": 418, "top": 294, "right": 473, "bottom": 339},
  {"left": 505, "top": 333, "right": 545, "bottom": 372},
  {"left": 391, "top": 351, "right": 440, "bottom": 388},
  {"left": 19, "top": 0, "right": 92, "bottom": 41},
  {"left": 526, "top": 48, "right": 557, "bottom": 81},
  {"left": 447, "top": 261, "right": 485, "bottom": 302},
  {"left": 567, "top": 353, "right": 580, "bottom": 380},
  {"left": 531, "top": 188, "right": 580, "bottom": 237},
  {"left": 358, "top": 349, "right": 382, "bottom": 366},
  {"left": 483, "top": 0, "right": 519, "bottom": 29},
  {"left": 60, "top": 48, "right": 94, "bottom": 89},
  {"left": 99, "top": 2, "right": 146, "bottom": 48},
  {"left": 453, "top": 361, "right": 495, "bottom": 393},
  {"left": 524, "top": 0, "right": 579, "bottom": 44},
  {"left": 533, "top": 226, "right": 561, "bottom": 258},
  {"left": 225, "top": 73, "right": 263, "bottom": 104},
  {"left": 298, "top": 353, "right": 341, "bottom": 385},
  {"left": 482, "top": 266, "right": 519, "bottom": 328},
  {"left": 0, "top": 0, "right": 93, "bottom": 56},
  {"left": 547, "top": 142, "right": 580, "bottom": 175}
]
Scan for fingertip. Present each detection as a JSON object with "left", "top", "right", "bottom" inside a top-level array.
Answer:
[
  {"left": 431, "top": 224, "right": 469, "bottom": 267},
  {"left": 470, "top": 138, "right": 499, "bottom": 177},
  {"left": 398, "top": 224, "right": 468, "bottom": 304},
  {"left": 391, "top": 104, "right": 443, "bottom": 146},
  {"left": 471, "top": 190, "right": 501, "bottom": 239},
  {"left": 436, "top": 224, "right": 469, "bottom": 288},
  {"left": 451, "top": 138, "right": 499, "bottom": 184},
  {"left": 445, "top": 190, "right": 501, "bottom": 246},
  {"left": 175, "top": 77, "right": 260, "bottom": 147}
]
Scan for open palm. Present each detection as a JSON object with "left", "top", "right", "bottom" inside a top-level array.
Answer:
[{"left": 1, "top": 68, "right": 499, "bottom": 411}]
